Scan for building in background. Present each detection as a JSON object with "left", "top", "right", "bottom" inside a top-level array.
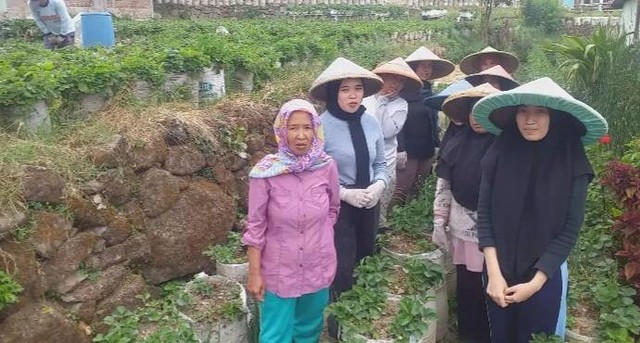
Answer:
[
  {"left": 1, "top": 0, "right": 153, "bottom": 19},
  {"left": 612, "top": 0, "right": 639, "bottom": 44}
]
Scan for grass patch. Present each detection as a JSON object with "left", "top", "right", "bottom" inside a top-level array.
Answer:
[{"left": 0, "top": 131, "right": 104, "bottom": 213}]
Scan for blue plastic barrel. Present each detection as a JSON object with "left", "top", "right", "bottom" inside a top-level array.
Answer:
[{"left": 80, "top": 12, "right": 115, "bottom": 48}]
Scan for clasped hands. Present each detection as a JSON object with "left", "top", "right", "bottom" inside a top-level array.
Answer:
[
  {"left": 339, "top": 180, "right": 385, "bottom": 209},
  {"left": 486, "top": 272, "right": 547, "bottom": 308}
]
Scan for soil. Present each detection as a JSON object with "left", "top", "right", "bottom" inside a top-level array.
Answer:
[
  {"left": 385, "top": 230, "right": 437, "bottom": 255},
  {"left": 569, "top": 300, "right": 598, "bottom": 338},
  {"left": 182, "top": 277, "right": 243, "bottom": 323},
  {"left": 388, "top": 265, "right": 409, "bottom": 296},
  {"left": 368, "top": 299, "right": 400, "bottom": 340}
]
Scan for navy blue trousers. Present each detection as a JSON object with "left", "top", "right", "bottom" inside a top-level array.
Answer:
[{"left": 484, "top": 267, "right": 565, "bottom": 343}]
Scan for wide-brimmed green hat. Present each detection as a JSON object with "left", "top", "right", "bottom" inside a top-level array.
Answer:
[
  {"left": 404, "top": 46, "right": 455, "bottom": 80},
  {"left": 473, "top": 77, "right": 608, "bottom": 145},
  {"left": 309, "top": 57, "right": 383, "bottom": 102},
  {"left": 459, "top": 46, "right": 519, "bottom": 75}
]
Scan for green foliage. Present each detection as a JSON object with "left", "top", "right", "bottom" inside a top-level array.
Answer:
[
  {"left": 203, "top": 231, "right": 247, "bottom": 264},
  {"left": 620, "top": 138, "right": 640, "bottom": 168},
  {"left": 353, "top": 255, "right": 394, "bottom": 291},
  {"left": 0, "top": 20, "right": 40, "bottom": 41},
  {"left": 162, "top": 48, "right": 211, "bottom": 74},
  {"left": 403, "top": 258, "right": 444, "bottom": 295},
  {"left": 549, "top": 28, "right": 640, "bottom": 149},
  {"left": 388, "top": 176, "right": 436, "bottom": 236},
  {"left": 57, "top": 49, "right": 127, "bottom": 97},
  {"left": 77, "top": 262, "right": 101, "bottom": 282},
  {"left": 218, "top": 126, "right": 248, "bottom": 154},
  {"left": 0, "top": 17, "right": 458, "bottom": 109},
  {"left": 517, "top": 45, "right": 557, "bottom": 83},
  {"left": 353, "top": 254, "right": 443, "bottom": 297},
  {"left": 0, "top": 271, "right": 23, "bottom": 311},
  {"left": 0, "top": 44, "right": 58, "bottom": 107},
  {"left": 592, "top": 281, "right": 640, "bottom": 342},
  {"left": 389, "top": 295, "right": 437, "bottom": 342},
  {"left": 11, "top": 221, "right": 35, "bottom": 242},
  {"left": 568, "top": 145, "right": 640, "bottom": 341},
  {"left": 521, "top": 0, "right": 565, "bottom": 34},
  {"left": 93, "top": 282, "right": 198, "bottom": 343},
  {"left": 325, "top": 285, "right": 387, "bottom": 340},
  {"left": 529, "top": 333, "right": 564, "bottom": 343},
  {"left": 548, "top": 27, "right": 628, "bottom": 90}
]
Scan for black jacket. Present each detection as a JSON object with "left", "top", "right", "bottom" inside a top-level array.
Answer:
[{"left": 397, "top": 83, "right": 440, "bottom": 159}]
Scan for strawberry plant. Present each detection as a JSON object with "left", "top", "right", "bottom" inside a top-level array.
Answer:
[
  {"left": 389, "top": 295, "right": 436, "bottom": 343},
  {"left": 0, "top": 271, "right": 23, "bottom": 311}
]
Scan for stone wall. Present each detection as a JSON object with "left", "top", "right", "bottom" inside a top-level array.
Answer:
[{"left": 0, "top": 97, "right": 277, "bottom": 342}]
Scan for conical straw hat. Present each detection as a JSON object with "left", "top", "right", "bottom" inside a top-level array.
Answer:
[
  {"left": 372, "top": 57, "right": 423, "bottom": 92},
  {"left": 442, "top": 83, "right": 500, "bottom": 123},
  {"left": 464, "top": 65, "right": 520, "bottom": 90},
  {"left": 459, "top": 46, "right": 519, "bottom": 75},
  {"left": 309, "top": 57, "right": 383, "bottom": 102},
  {"left": 404, "top": 46, "right": 455, "bottom": 80},
  {"left": 473, "top": 77, "right": 608, "bottom": 145},
  {"left": 423, "top": 79, "right": 473, "bottom": 111}
]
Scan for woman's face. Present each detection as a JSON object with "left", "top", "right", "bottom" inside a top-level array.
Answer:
[
  {"left": 287, "top": 110, "right": 314, "bottom": 156},
  {"left": 337, "top": 78, "right": 364, "bottom": 113},
  {"left": 469, "top": 111, "right": 486, "bottom": 134},
  {"left": 516, "top": 106, "right": 551, "bottom": 141},
  {"left": 414, "top": 61, "right": 433, "bottom": 81},
  {"left": 477, "top": 55, "right": 500, "bottom": 72},
  {"left": 379, "top": 74, "right": 406, "bottom": 98}
]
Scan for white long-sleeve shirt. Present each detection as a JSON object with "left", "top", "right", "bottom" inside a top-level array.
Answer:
[
  {"left": 362, "top": 94, "right": 408, "bottom": 170},
  {"left": 28, "top": 0, "right": 74, "bottom": 35}
]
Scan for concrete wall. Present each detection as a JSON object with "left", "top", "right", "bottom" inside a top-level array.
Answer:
[{"left": 620, "top": 0, "right": 638, "bottom": 44}]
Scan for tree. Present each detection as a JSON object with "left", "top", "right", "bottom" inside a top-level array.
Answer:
[
  {"left": 481, "top": 0, "right": 495, "bottom": 45},
  {"left": 521, "top": 0, "right": 565, "bottom": 35}
]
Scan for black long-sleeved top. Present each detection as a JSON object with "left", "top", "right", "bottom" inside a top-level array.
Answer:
[
  {"left": 397, "top": 85, "right": 440, "bottom": 159},
  {"left": 477, "top": 173, "right": 589, "bottom": 281}
]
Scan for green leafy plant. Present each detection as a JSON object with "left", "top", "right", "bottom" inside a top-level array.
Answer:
[
  {"left": 388, "top": 176, "right": 436, "bottom": 235},
  {"left": 529, "top": 333, "right": 564, "bottom": 343},
  {"left": 0, "top": 271, "right": 23, "bottom": 311},
  {"left": 521, "top": 0, "right": 565, "bottom": 34},
  {"left": 203, "top": 231, "right": 247, "bottom": 264},
  {"left": 218, "top": 126, "right": 248, "bottom": 155},
  {"left": 325, "top": 285, "right": 386, "bottom": 340},
  {"left": 57, "top": 49, "right": 127, "bottom": 96},
  {"left": 353, "top": 255, "right": 394, "bottom": 291},
  {"left": 77, "top": 262, "right": 100, "bottom": 282},
  {"left": 94, "top": 281, "right": 197, "bottom": 343},
  {"left": 389, "top": 295, "right": 437, "bottom": 342},
  {"left": 404, "top": 258, "right": 444, "bottom": 295},
  {"left": 162, "top": 47, "right": 210, "bottom": 74}
]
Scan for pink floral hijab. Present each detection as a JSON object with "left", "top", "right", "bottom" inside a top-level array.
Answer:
[{"left": 249, "top": 99, "right": 332, "bottom": 178}]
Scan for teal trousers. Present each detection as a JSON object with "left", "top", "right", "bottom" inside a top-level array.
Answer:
[{"left": 259, "top": 288, "right": 329, "bottom": 343}]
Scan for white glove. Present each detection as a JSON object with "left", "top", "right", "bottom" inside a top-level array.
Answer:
[
  {"left": 431, "top": 218, "right": 450, "bottom": 252},
  {"left": 362, "top": 180, "right": 386, "bottom": 209},
  {"left": 340, "top": 187, "right": 370, "bottom": 208},
  {"left": 397, "top": 151, "right": 407, "bottom": 170}
]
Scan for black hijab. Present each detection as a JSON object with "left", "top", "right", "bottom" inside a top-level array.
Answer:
[
  {"left": 481, "top": 110, "right": 593, "bottom": 281},
  {"left": 437, "top": 125, "right": 494, "bottom": 211},
  {"left": 326, "top": 80, "right": 370, "bottom": 188}
]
